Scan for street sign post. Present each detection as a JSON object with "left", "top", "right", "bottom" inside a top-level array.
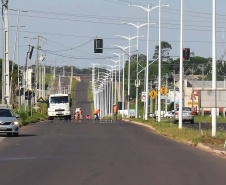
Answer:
[
  {"left": 160, "top": 86, "right": 168, "bottom": 95},
  {"left": 141, "top": 92, "right": 146, "bottom": 102},
  {"left": 149, "top": 90, "right": 158, "bottom": 99}
]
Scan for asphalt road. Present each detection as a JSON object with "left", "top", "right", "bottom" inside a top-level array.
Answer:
[
  {"left": 73, "top": 80, "right": 92, "bottom": 119},
  {"left": 0, "top": 81, "right": 226, "bottom": 185}
]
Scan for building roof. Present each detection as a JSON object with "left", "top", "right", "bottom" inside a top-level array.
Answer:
[{"left": 187, "top": 80, "right": 225, "bottom": 89}]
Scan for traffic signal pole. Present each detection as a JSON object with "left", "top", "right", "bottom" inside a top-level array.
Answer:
[
  {"left": 179, "top": 0, "right": 183, "bottom": 129},
  {"left": 2, "top": 0, "right": 10, "bottom": 105},
  {"left": 35, "top": 35, "right": 40, "bottom": 108}
]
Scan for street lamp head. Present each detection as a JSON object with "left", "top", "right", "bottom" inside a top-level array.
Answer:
[
  {"left": 10, "top": 8, "right": 28, "bottom": 13},
  {"left": 39, "top": 55, "right": 45, "bottom": 61}
]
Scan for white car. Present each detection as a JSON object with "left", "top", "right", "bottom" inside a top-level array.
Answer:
[
  {"left": 174, "top": 107, "right": 194, "bottom": 124},
  {"left": 0, "top": 107, "right": 20, "bottom": 137},
  {"left": 164, "top": 111, "right": 174, "bottom": 118},
  {"left": 148, "top": 113, "right": 156, "bottom": 118}
]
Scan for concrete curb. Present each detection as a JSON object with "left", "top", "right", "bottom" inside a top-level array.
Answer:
[{"left": 127, "top": 119, "right": 226, "bottom": 158}]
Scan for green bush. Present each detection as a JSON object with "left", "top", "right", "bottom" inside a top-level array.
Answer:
[
  {"left": 15, "top": 107, "right": 47, "bottom": 126},
  {"left": 17, "top": 109, "right": 29, "bottom": 126}
]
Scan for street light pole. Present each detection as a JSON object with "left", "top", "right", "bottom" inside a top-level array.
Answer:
[
  {"left": 112, "top": 45, "right": 131, "bottom": 118},
  {"left": 109, "top": 52, "right": 121, "bottom": 102},
  {"left": 121, "top": 22, "right": 148, "bottom": 118},
  {"left": 102, "top": 64, "right": 116, "bottom": 116},
  {"left": 10, "top": 9, "right": 27, "bottom": 109},
  {"left": 158, "top": 0, "right": 162, "bottom": 122},
  {"left": 23, "top": 37, "right": 37, "bottom": 110},
  {"left": 2, "top": 0, "right": 10, "bottom": 105},
  {"left": 115, "top": 35, "right": 138, "bottom": 118},
  {"left": 106, "top": 60, "right": 118, "bottom": 105},
  {"left": 129, "top": 3, "right": 169, "bottom": 120},
  {"left": 212, "top": 0, "right": 217, "bottom": 137},
  {"left": 179, "top": 0, "right": 183, "bottom": 129}
]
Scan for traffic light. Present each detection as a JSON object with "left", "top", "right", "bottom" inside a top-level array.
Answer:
[
  {"left": 94, "top": 39, "right": 103, "bottom": 53},
  {"left": 183, "top": 48, "right": 190, "bottom": 61},
  {"left": 29, "top": 46, "right": 34, "bottom": 59}
]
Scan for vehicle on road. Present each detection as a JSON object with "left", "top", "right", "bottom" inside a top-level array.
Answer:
[
  {"left": 174, "top": 107, "right": 194, "bottom": 124},
  {"left": 47, "top": 94, "right": 72, "bottom": 120},
  {"left": 129, "top": 109, "right": 135, "bottom": 118},
  {"left": 0, "top": 107, "right": 20, "bottom": 137},
  {"left": 148, "top": 113, "right": 156, "bottom": 118},
  {"left": 155, "top": 111, "right": 164, "bottom": 118},
  {"left": 164, "top": 111, "right": 174, "bottom": 118}
]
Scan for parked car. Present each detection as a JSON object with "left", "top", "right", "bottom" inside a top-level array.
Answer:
[
  {"left": 174, "top": 107, "right": 194, "bottom": 124},
  {"left": 148, "top": 113, "right": 156, "bottom": 118},
  {"left": 164, "top": 111, "right": 174, "bottom": 118},
  {"left": 129, "top": 109, "right": 135, "bottom": 118},
  {"left": 156, "top": 111, "right": 164, "bottom": 118},
  {"left": 0, "top": 107, "right": 20, "bottom": 137}
]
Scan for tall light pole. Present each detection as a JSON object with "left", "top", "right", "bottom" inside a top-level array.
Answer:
[
  {"left": 2, "top": 0, "right": 10, "bottom": 105},
  {"left": 212, "top": 0, "right": 217, "bottom": 137},
  {"left": 115, "top": 35, "right": 138, "bottom": 118},
  {"left": 179, "top": 0, "right": 183, "bottom": 129},
  {"left": 112, "top": 45, "right": 131, "bottom": 118},
  {"left": 158, "top": 0, "right": 162, "bottom": 121},
  {"left": 106, "top": 59, "right": 118, "bottom": 105},
  {"left": 129, "top": 3, "right": 169, "bottom": 120},
  {"left": 35, "top": 35, "right": 40, "bottom": 108},
  {"left": 109, "top": 52, "right": 121, "bottom": 102},
  {"left": 23, "top": 37, "right": 36, "bottom": 110},
  {"left": 121, "top": 22, "right": 148, "bottom": 118},
  {"left": 9, "top": 9, "right": 27, "bottom": 108},
  {"left": 102, "top": 64, "right": 116, "bottom": 116}
]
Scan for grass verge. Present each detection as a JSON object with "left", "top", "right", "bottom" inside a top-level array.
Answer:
[{"left": 128, "top": 117, "right": 226, "bottom": 149}]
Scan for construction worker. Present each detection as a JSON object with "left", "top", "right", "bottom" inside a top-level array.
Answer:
[
  {"left": 79, "top": 108, "right": 82, "bottom": 119},
  {"left": 113, "top": 104, "right": 118, "bottom": 120},
  {"left": 94, "top": 109, "right": 100, "bottom": 120}
]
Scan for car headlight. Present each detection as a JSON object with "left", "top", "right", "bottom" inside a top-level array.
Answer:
[{"left": 14, "top": 121, "right": 19, "bottom": 125}]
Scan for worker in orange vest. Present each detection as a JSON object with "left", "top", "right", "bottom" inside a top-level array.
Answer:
[
  {"left": 94, "top": 109, "right": 100, "bottom": 120},
  {"left": 113, "top": 104, "right": 118, "bottom": 120},
  {"left": 79, "top": 109, "right": 82, "bottom": 119}
]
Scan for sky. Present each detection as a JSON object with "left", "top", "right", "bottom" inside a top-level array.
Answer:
[{"left": 2, "top": 0, "right": 226, "bottom": 70}]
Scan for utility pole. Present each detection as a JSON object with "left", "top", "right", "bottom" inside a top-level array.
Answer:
[
  {"left": 2, "top": 0, "right": 10, "bottom": 105},
  {"left": 42, "top": 65, "right": 45, "bottom": 98},
  {"left": 165, "top": 73, "right": 168, "bottom": 113},
  {"left": 150, "top": 81, "right": 152, "bottom": 113},
  {"left": 179, "top": 0, "right": 184, "bottom": 129},
  {"left": 58, "top": 75, "right": 61, "bottom": 94},
  {"left": 63, "top": 64, "right": 65, "bottom": 77},
  {"left": 173, "top": 70, "right": 176, "bottom": 117},
  {"left": 201, "top": 64, "right": 204, "bottom": 116},
  {"left": 192, "top": 65, "right": 194, "bottom": 113},
  {"left": 35, "top": 35, "right": 39, "bottom": 106},
  {"left": 70, "top": 66, "right": 73, "bottom": 92},
  {"left": 212, "top": 0, "right": 217, "bottom": 137}
]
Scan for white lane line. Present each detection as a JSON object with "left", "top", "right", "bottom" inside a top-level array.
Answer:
[{"left": 1, "top": 157, "right": 37, "bottom": 161}]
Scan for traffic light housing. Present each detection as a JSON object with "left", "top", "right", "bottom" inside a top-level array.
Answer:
[
  {"left": 183, "top": 48, "right": 190, "bottom": 61},
  {"left": 94, "top": 39, "right": 103, "bottom": 53},
  {"left": 29, "top": 46, "right": 34, "bottom": 59}
]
